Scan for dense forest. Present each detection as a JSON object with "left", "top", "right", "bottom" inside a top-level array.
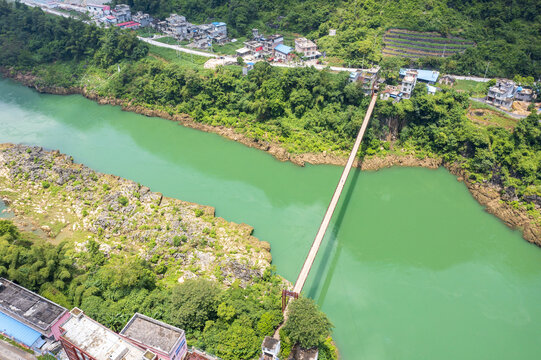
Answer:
[{"left": 113, "top": 0, "right": 541, "bottom": 78}]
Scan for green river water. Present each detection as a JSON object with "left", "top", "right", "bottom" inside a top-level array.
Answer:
[{"left": 0, "top": 78, "right": 540, "bottom": 359}]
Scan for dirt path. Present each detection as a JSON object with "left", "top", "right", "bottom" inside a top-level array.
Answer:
[{"left": 0, "top": 340, "right": 37, "bottom": 360}]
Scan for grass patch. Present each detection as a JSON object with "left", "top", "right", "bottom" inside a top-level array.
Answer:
[
  {"left": 467, "top": 101, "right": 518, "bottom": 129},
  {"left": 0, "top": 334, "right": 34, "bottom": 354},
  {"left": 155, "top": 36, "right": 183, "bottom": 45},
  {"left": 452, "top": 80, "right": 489, "bottom": 96},
  {"left": 211, "top": 37, "right": 247, "bottom": 55},
  {"left": 147, "top": 44, "right": 207, "bottom": 67}
]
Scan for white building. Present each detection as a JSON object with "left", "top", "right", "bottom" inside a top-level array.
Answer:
[
  {"left": 261, "top": 337, "right": 280, "bottom": 360},
  {"left": 59, "top": 308, "right": 155, "bottom": 360},
  {"left": 401, "top": 70, "right": 418, "bottom": 99},
  {"left": 86, "top": 4, "right": 110, "bottom": 15},
  {"left": 486, "top": 79, "right": 516, "bottom": 110}
]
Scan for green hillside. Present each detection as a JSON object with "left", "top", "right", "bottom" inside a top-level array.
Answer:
[{"left": 117, "top": 0, "right": 540, "bottom": 77}]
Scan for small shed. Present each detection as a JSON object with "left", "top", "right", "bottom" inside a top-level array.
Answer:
[{"left": 261, "top": 336, "right": 280, "bottom": 360}]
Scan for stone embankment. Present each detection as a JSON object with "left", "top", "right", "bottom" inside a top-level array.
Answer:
[{"left": 0, "top": 144, "right": 271, "bottom": 285}]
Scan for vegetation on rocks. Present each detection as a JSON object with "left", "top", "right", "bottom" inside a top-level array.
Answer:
[{"left": 0, "top": 144, "right": 271, "bottom": 285}]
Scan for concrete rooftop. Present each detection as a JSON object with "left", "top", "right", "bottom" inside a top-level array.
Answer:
[
  {"left": 61, "top": 313, "right": 147, "bottom": 360},
  {"left": 0, "top": 278, "right": 67, "bottom": 333},
  {"left": 120, "top": 313, "right": 185, "bottom": 354}
]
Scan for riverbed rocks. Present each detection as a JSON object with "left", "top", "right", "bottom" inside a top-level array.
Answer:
[{"left": 0, "top": 143, "right": 271, "bottom": 285}]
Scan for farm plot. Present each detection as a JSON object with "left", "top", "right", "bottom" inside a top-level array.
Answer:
[{"left": 383, "top": 28, "right": 474, "bottom": 59}]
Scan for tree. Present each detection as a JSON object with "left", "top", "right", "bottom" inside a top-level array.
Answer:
[
  {"left": 0, "top": 220, "right": 20, "bottom": 242},
  {"left": 168, "top": 278, "right": 221, "bottom": 332},
  {"left": 282, "top": 297, "right": 333, "bottom": 349}
]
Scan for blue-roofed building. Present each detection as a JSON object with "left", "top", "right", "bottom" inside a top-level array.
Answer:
[
  {"left": 0, "top": 311, "right": 44, "bottom": 348},
  {"left": 0, "top": 278, "right": 69, "bottom": 352},
  {"left": 273, "top": 44, "right": 293, "bottom": 61},
  {"left": 211, "top": 21, "right": 227, "bottom": 37},
  {"left": 427, "top": 84, "right": 438, "bottom": 95},
  {"left": 399, "top": 68, "right": 440, "bottom": 84}
]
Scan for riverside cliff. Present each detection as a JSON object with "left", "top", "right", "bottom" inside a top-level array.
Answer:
[{"left": 0, "top": 144, "right": 272, "bottom": 285}]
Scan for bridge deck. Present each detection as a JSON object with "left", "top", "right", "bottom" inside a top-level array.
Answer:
[
  {"left": 293, "top": 93, "right": 378, "bottom": 294},
  {"left": 274, "top": 94, "right": 378, "bottom": 339}
]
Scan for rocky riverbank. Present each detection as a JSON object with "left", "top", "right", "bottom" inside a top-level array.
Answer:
[
  {"left": 0, "top": 144, "right": 272, "bottom": 285},
  {"left": 1, "top": 69, "right": 539, "bottom": 246}
]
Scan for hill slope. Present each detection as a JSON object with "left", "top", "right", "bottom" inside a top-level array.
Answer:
[{"left": 119, "top": 0, "right": 541, "bottom": 77}]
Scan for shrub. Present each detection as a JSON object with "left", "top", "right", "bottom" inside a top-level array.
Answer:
[{"left": 118, "top": 196, "right": 129, "bottom": 206}]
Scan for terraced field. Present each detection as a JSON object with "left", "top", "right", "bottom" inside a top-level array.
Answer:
[{"left": 383, "top": 28, "right": 474, "bottom": 59}]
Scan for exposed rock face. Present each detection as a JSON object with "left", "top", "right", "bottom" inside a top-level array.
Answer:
[
  {"left": 447, "top": 164, "right": 541, "bottom": 246},
  {"left": 0, "top": 144, "right": 271, "bottom": 285}
]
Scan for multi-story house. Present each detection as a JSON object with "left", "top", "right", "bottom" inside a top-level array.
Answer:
[
  {"left": 486, "top": 80, "right": 516, "bottom": 110},
  {"left": 295, "top": 37, "right": 320, "bottom": 59},
  {"left": 401, "top": 70, "right": 418, "bottom": 99}
]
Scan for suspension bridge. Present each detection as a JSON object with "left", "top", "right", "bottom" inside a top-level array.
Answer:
[{"left": 276, "top": 91, "right": 378, "bottom": 337}]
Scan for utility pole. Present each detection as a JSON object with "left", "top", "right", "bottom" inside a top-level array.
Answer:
[{"left": 484, "top": 61, "right": 490, "bottom": 80}]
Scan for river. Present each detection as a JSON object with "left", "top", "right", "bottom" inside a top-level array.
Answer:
[{"left": 0, "top": 78, "right": 540, "bottom": 359}]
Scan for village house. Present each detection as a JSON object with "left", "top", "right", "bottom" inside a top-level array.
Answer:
[
  {"left": 236, "top": 47, "right": 252, "bottom": 57},
  {"left": 211, "top": 22, "right": 227, "bottom": 37},
  {"left": 112, "top": 4, "right": 131, "bottom": 23},
  {"left": 0, "top": 278, "right": 70, "bottom": 354},
  {"left": 263, "top": 34, "right": 284, "bottom": 53},
  {"left": 116, "top": 21, "right": 141, "bottom": 29},
  {"left": 242, "top": 62, "right": 255, "bottom": 75},
  {"left": 243, "top": 40, "right": 265, "bottom": 57},
  {"left": 349, "top": 66, "right": 380, "bottom": 95},
  {"left": 379, "top": 85, "right": 401, "bottom": 101},
  {"left": 86, "top": 4, "right": 110, "bottom": 16},
  {"left": 427, "top": 84, "right": 438, "bottom": 95},
  {"left": 273, "top": 44, "right": 294, "bottom": 61},
  {"left": 439, "top": 74, "right": 456, "bottom": 86},
  {"left": 515, "top": 86, "right": 536, "bottom": 102},
  {"left": 295, "top": 37, "right": 320, "bottom": 59},
  {"left": 399, "top": 68, "right": 439, "bottom": 84},
  {"left": 401, "top": 69, "right": 418, "bottom": 99},
  {"left": 260, "top": 336, "right": 280, "bottom": 360},
  {"left": 166, "top": 14, "right": 189, "bottom": 39},
  {"left": 103, "top": 14, "right": 118, "bottom": 25},
  {"left": 132, "top": 11, "right": 152, "bottom": 27},
  {"left": 486, "top": 79, "right": 516, "bottom": 110}
]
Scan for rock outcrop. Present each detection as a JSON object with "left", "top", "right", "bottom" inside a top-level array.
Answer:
[{"left": 0, "top": 143, "right": 271, "bottom": 285}]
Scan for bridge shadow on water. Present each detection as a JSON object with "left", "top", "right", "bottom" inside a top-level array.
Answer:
[{"left": 306, "top": 161, "right": 364, "bottom": 302}]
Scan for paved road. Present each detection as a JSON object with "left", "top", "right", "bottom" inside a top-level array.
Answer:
[
  {"left": 141, "top": 38, "right": 367, "bottom": 72},
  {"left": 452, "top": 75, "right": 491, "bottom": 82},
  {"left": 0, "top": 340, "right": 37, "bottom": 360},
  {"left": 138, "top": 37, "right": 219, "bottom": 58}
]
